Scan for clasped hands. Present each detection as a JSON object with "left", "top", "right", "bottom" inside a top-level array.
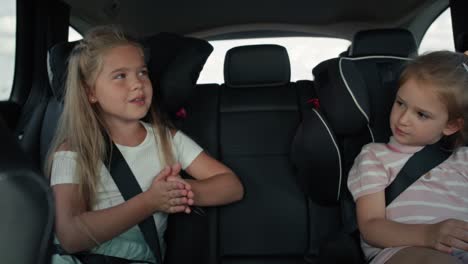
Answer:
[{"left": 146, "top": 163, "right": 195, "bottom": 214}]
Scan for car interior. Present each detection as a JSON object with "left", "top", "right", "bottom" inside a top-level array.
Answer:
[{"left": 0, "top": 0, "right": 467, "bottom": 263}]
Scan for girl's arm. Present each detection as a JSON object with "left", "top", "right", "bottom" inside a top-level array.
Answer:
[
  {"left": 183, "top": 152, "right": 244, "bottom": 206},
  {"left": 54, "top": 167, "right": 189, "bottom": 253},
  {"left": 357, "top": 190, "right": 468, "bottom": 253},
  {"left": 356, "top": 190, "right": 428, "bottom": 248}
]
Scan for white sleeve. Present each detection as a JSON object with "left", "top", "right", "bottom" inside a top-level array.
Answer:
[
  {"left": 50, "top": 151, "right": 79, "bottom": 186},
  {"left": 173, "top": 131, "right": 203, "bottom": 170}
]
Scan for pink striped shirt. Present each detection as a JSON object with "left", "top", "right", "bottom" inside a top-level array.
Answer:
[{"left": 348, "top": 137, "right": 468, "bottom": 263}]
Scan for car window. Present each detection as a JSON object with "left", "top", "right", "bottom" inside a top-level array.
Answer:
[
  {"left": 198, "top": 37, "right": 350, "bottom": 84},
  {"left": 419, "top": 8, "right": 454, "bottom": 53},
  {"left": 69, "top": 26, "right": 82, "bottom": 41},
  {"left": 0, "top": 0, "right": 16, "bottom": 101}
]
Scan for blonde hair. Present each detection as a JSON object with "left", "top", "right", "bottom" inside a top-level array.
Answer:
[
  {"left": 46, "top": 25, "right": 175, "bottom": 209},
  {"left": 399, "top": 50, "right": 468, "bottom": 148}
]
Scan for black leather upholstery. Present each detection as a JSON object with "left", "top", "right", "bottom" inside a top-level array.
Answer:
[
  {"left": 224, "top": 44, "right": 290, "bottom": 88},
  {"left": 214, "top": 44, "right": 341, "bottom": 264},
  {"left": 0, "top": 120, "right": 54, "bottom": 264},
  {"left": 163, "top": 83, "right": 220, "bottom": 264},
  {"left": 349, "top": 28, "right": 417, "bottom": 57},
  {"left": 219, "top": 84, "right": 306, "bottom": 256},
  {"left": 17, "top": 101, "right": 49, "bottom": 170}
]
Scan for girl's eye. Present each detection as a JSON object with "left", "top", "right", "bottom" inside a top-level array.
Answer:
[
  {"left": 114, "top": 73, "right": 126, "bottom": 79},
  {"left": 395, "top": 100, "right": 404, "bottom": 107},
  {"left": 417, "top": 112, "right": 428, "bottom": 120},
  {"left": 138, "top": 69, "right": 148, "bottom": 77}
]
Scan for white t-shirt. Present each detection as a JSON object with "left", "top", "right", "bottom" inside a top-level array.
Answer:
[{"left": 50, "top": 122, "right": 203, "bottom": 247}]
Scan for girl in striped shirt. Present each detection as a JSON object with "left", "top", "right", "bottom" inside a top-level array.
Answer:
[{"left": 348, "top": 51, "right": 468, "bottom": 264}]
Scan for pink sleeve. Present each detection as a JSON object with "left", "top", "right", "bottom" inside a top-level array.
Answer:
[{"left": 347, "top": 145, "right": 390, "bottom": 201}]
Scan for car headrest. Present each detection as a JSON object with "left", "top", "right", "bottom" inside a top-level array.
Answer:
[
  {"left": 47, "top": 41, "right": 79, "bottom": 101},
  {"left": 144, "top": 32, "right": 213, "bottom": 113},
  {"left": 224, "top": 44, "right": 290, "bottom": 88},
  {"left": 312, "top": 58, "right": 370, "bottom": 135},
  {"left": 349, "top": 28, "right": 417, "bottom": 57},
  {"left": 47, "top": 33, "right": 213, "bottom": 113}
]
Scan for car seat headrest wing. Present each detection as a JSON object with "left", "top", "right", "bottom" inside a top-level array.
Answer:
[
  {"left": 312, "top": 58, "right": 370, "bottom": 135},
  {"left": 47, "top": 41, "right": 79, "bottom": 101},
  {"left": 144, "top": 32, "right": 213, "bottom": 113},
  {"left": 291, "top": 107, "right": 342, "bottom": 205}
]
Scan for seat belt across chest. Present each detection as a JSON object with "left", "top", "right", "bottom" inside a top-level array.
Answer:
[
  {"left": 385, "top": 140, "right": 452, "bottom": 206},
  {"left": 106, "top": 142, "right": 163, "bottom": 264}
]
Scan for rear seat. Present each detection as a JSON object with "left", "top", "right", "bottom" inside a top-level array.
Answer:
[
  {"left": 41, "top": 35, "right": 345, "bottom": 263},
  {"left": 212, "top": 44, "right": 340, "bottom": 264},
  {"left": 220, "top": 44, "right": 307, "bottom": 262},
  {"left": 165, "top": 43, "right": 341, "bottom": 263},
  {"left": 164, "top": 83, "right": 221, "bottom": 264}
]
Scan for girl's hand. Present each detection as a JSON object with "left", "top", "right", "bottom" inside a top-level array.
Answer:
[
  {"left": 166, "top": 163, "right": 195, "bottom": 213},
  {"left": 426, "top": 219, "right": 468, "bottom": 253},
  {"left": 145, "top": 166, "right": 192, "bottom": 214}
]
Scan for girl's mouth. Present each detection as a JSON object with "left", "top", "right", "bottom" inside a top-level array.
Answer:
[{"left": 129, "top": 96, "right": 146, "bottom": 105}]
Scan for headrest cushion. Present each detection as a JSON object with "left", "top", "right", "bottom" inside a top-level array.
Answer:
[
  {"left": 224, "top": 44, "right": 290, "bottom": 88},
  {"left": 349, "top": 28, "right": 417, "bottom": 57}
]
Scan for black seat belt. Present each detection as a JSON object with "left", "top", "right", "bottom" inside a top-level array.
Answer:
[
  {"left": 106, "top": 142, "right": 163, "bottom": 264},
  {"left": 385, "top": 140, "right": 452, "bottom": 206}
]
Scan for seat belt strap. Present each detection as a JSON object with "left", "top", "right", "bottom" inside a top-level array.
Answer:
[
  {"left": 106, "top": 142, "right": 163, "bottom": 264},
  {"left": 385, "top": 140, "right": 452, "bottom": 206}
]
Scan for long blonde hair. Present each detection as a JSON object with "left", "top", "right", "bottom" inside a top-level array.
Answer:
[{"left": 46, "top": 25, "right": 175, "bottom": 209}]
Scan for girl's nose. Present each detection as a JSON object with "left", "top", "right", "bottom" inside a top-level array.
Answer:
[
  {"left": 131, "top": 75, "right": 144, "bottom": 90},
  {"left": 398, "top": 109, "right": 411, "bottom": 125}
]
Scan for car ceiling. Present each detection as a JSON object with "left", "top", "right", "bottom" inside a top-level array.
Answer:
[{"left": 64, "top": 0, "right": 448, "bottom": 42}]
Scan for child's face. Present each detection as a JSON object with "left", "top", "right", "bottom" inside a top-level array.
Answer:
[
  {"left": 90, "top": 44, "right": 152, "bottom": 126},
  {"left": 390, "top": 78, "right": 459, "bottom": 146}
]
